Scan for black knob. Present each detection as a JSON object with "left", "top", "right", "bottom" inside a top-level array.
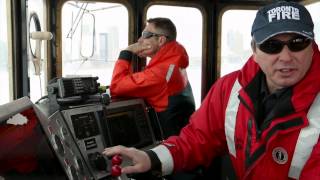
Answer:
[{"left": 88, "top": 152, "right": 108, "bottom": 171}]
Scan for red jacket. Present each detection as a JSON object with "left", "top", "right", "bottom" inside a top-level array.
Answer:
[
  {"left": 110, "top": 41, "right": 189, "bottom": 112},
  {"left": 161, "top": 43, "right": 320, "bottom": 179}
]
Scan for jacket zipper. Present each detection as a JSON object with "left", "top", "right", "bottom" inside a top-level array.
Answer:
[{"left": 238, "top": 94, "right": 261, "bottom": 140}]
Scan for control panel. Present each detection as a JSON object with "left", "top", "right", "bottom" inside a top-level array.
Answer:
[
  {"left": 35, "top": 77, "right": 159, "bottom": 180},
  {"left": 35, "top": 102, "right": 111, "bottom": 180}
]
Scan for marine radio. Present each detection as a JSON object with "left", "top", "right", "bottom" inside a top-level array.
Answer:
[{"left": 50, "top": 76, "right": 100, "bottom": 98}]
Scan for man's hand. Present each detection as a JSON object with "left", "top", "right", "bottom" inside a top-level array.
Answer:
[
  {"left": 102, "top": 145, "right": 152, "bottom": 174},
  {"left": 125, "top": 42, "right": 151, "bottom": 55}
]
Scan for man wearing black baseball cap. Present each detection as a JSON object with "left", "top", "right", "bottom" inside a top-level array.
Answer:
[{"left": 103, "top": 1, "right": 320, "bottom": 179}]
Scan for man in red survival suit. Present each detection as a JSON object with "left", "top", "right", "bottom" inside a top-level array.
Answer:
[
  {"left": 110, "top": 18, "right": 196, "bottom": 179},
  {"left": 110, "top": 17, "right": 195, "bottom": 139}
]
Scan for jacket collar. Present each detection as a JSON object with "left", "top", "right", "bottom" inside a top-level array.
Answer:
[{"left": 147, "top": 40, "right": 189, "bottom": 68}]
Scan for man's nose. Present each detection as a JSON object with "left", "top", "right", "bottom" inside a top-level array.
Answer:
[
  {"left": 278, "top": 45, "right": 292, "bottom": 62},
  {"left": 137, "top": 37, "right": 143, "bottom": 42}
]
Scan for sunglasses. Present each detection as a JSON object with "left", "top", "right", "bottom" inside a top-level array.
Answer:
[
  {"left": 258, "top": 36, "right": 311, "bottom": 54},
  {"left": 141, "top": 31, "right": 168, "bottom": 39}
]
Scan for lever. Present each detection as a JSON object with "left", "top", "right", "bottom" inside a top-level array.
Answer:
[{"left": 111, "top": 154, "right": 123, "bottom": 180}]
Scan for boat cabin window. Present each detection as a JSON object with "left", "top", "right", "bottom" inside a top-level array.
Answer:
[
  {"left": 0, "top": 0, "right": 11, "bottom": 104},
  {"left": 220, "top": 9, "right": 256, "bottom": 77},
  {"left": 61, "top": 2, "right": 128, "bottom": 87},
  {"left": 306, "top": 2, "right": 320, "bottom": 45}
]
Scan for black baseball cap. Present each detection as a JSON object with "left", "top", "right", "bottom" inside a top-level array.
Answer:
[{"left": 251, "top": 1, "right": 314, "bottom": 44}]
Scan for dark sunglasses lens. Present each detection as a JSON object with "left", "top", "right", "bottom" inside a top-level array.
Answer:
[
  {"left": 259, "top": 40, "right": 284, "bottom": 54},
  {"left": 288, "top": 38, "right": 311, "bottom": 52},
  {"left": 142, "top": 31, "right": 153, "bottom": 39}
]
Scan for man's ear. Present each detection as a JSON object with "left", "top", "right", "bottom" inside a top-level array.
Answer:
[
  {"left": 251, "top": 40, "right": 258, "bottom": 62},
  {"left": 158, "top": 36, "right": 167, "bottom": 46},
  {"left": 251, "top": 39, "right": 256, "bottom": 52},
  {"left": 252, "top": 53, "right": 257, "bottom": 62}
]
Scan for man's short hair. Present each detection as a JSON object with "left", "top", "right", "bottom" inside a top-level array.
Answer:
[{"left": 147, "top": 17, "right": 177, "bottom": 41}]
